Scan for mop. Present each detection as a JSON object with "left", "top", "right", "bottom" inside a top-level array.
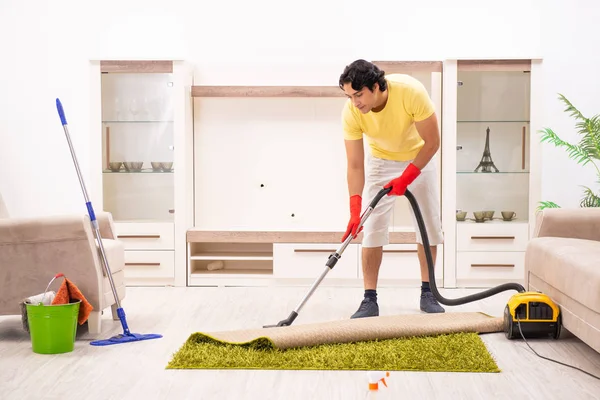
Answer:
[{"left": 55, "top": 98, "right": 162, "bottom": 346}]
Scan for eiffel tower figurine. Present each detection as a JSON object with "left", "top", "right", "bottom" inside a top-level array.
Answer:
[{"left": 474, "top": 127, "right": 499, "bottom": 173}]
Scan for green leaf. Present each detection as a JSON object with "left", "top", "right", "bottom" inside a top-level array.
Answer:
[
  {"left": 537, "top": 201, "right": 561, "bottom": 211},
  {"left": 538, "top": 94, "right": 600, "bottom": 209},
  {"left": 579, "top": 186, "right": 600, "bottom": 208},
  {"left": 538, "top": 127, "right": 593, "bottom": 166}
]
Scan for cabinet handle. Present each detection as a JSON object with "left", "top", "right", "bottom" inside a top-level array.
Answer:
[
  {"left": 383, "top": 249, "right": 417, "bottom": 253},
  {"left": 521, "top": 126, "right": 526, "bottom": 170},
  {"left": 125, "top": 262, "right": 161, "bottom": 266},
  {"left": 106, "top": 127, "right": 110, "bottom": 169},
  {"left": 470, "top": 236, "right": 515, "bottom": 240},
  {"left": 169, "top": 209, "right": 175, "bottom": 214},
  {"left": 294, "top": 249, "right": 337, "bottom": 253},
  {"left": 471, "top": 263, "right": 514, "bottom": 268},
  {"left": 117, "top": 234, "right": 161, "bottom": 239}
]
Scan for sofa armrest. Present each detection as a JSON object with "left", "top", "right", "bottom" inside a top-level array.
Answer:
[
  {"left": 534, "top": 208, "right": 600, "bottom": 242},
  {"left": 0, "top": 213, "right": 103, "bottom": 314},
  {"left": 95, "top": 211, "right": 117, "bottom": 240},
  {"left": 0, "top": 214, "right": 92, "bottom": 245}
]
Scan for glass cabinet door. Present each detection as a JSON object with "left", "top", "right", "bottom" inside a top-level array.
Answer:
[
  {"left": 100, "top": 71, "right": 175, "bottom": 223},
  {"left": 455, "top": 62, "right": 531, "bottom": 224}
]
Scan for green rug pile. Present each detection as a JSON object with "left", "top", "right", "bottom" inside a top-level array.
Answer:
[{"left": 166, "top": 331, "right": 500, "bottom": 372}]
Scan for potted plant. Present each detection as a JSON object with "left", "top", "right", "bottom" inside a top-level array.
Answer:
[{"left": 537, "top": 94, "right": 600, "bottom": 210}]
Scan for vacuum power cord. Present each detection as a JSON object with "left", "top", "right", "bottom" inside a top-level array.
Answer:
[
  {"left": 407, "top": 189, "right": 600, "bottom": 381},
  {"left": 516, "top": 317, "right": 600, "bottom": 381}
]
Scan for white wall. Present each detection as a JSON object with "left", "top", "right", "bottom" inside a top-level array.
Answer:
[
  {"left": 0, "top": 0, "right": 597, "bottom": 218},
  {"left": 538, "top": 0, "right": 600, "bottom": 207}
]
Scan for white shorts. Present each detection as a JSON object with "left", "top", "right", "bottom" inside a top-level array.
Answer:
[{"left": 361, "top": 154, "right": 444, "bottom": 248}]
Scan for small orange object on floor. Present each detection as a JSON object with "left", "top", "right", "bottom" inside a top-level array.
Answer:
[{"left": 52, "top": 278, "right": 93, "bottom": 325}]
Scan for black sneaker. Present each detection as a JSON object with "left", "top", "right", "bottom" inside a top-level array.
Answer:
[
  {"left": 420, "top": 292, "right": 445, "bottom": 313},
  {"left": 350, "top": 297, "right": 379, "bottom": 319}
]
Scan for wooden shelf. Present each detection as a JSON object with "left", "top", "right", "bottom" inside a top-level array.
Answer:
[
  {"left": 189, "top": 252, "right": 273, "bottom": 261},
  {"left": 190, "top": 61, "right": 443, "bottom": 98},
  {"left": 190, "top": 268, "right": 272, "bottom": 276},
  {"left": 372, "top": 61, "right": 443, "bottom": 73},
  {"left": 186, "top": 230, "right": 417, "bottom": 244},
  {"left": 100, "top": 60, "right": 173, "bottom": 73},
  {"left": 191, "top": 85, "right": 344, "bottom": 98},
  {"left": 457, "top": 59, "right": 531, "bottom": 72}
]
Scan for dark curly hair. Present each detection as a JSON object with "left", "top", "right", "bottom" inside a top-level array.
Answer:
[{"left": 338, "top": 59, "right": 387, "bottom": 92}]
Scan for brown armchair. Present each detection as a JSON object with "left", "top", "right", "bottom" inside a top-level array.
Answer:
[{"left": 0, "top": 209, "right": 126, "bottom": 334}]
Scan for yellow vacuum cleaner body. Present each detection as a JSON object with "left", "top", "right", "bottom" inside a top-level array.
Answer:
[{"left": 503, "top": 291, "right": 561, "bottom": 340}]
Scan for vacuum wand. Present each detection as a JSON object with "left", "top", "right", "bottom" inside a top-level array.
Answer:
[
  {"left": 264, "top": 186, "right": 526, "bottom": 328},
  {"left": 263, "top": 188, "right": 392, "bottom": 328}
]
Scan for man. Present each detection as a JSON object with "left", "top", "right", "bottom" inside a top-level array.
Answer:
[{"left": 338, "top": 59, "right": 445, "bottom": 318}]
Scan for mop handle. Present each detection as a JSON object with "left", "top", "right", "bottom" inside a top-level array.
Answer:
[
  {"left": 56, "top": 98, "right": 67, "bottom": 125},
  {"left": 55, "top": 98, "right": 97, "bottom": 224},
  {"left": 55, "top": 98, "right": 123, "bottom": 314}
]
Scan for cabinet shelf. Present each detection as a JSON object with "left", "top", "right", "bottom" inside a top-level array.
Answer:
[
  {"left": 191, "top": 85, "right": 344, "bottom": 98},
  {"left": 457, "top": 120, "right": 529, "bottom": 123},
  {"left": 190, "top": 268, "right": 272, "bottom": 276},
  {"left": 102, "top": 120, "right": 174, "bottom": 124},
  {"left": 188, "top": 242, "right": 274, "bottom": 279},
  {"left": 456, "top": 219, "right": 527, "bottom": 224},
  {"left": 103, "top": 170, "right": 174, "bottom": 174},
  {"left": 457, "top": 171, "right": 529, "bottom": 174},
  {"left": 189, "top": 252, "right": 273, "bottom": 261}
]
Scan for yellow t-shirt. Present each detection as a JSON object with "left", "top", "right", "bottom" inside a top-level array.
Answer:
[{"left": 341, "top": 73, "right": 436, "bottom": 161}]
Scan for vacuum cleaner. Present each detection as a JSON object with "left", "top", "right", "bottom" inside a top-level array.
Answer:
[{"left": 264, "top": 187, "right": 562, "bottom": 341}]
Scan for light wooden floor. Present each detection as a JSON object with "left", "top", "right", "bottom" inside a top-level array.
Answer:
[{"left": 1, "top": 285, "right": 599, "bottom": 400}]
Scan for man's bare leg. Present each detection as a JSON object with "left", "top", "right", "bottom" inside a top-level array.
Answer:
[
  {"left": 350, "top": 246, "right": 383, "bottom": 318},
  {"left": 362, "top": 246, "right": 383, "bottom": 289},
  {"left": 417, "top": 243, "right": 444, "bottom": 313},
  {"left": 417, "top": 244, "right": 437, "bottom": 282}
]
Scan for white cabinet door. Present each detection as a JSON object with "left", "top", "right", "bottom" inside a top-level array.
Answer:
[
  {"left": 123, "top": 250, "right": 175, "bottom": 284},
  {"left": 457, "top": 222, "right": 529, "bottom": 252},
  {"left": 358, "top": 244, "right": 444, "bottom": 284},
  {"left": 114, "top": 222, "right": 174, "bottom": 250},
  {"left": 273, "top": 243, "right": 358, "bottom": 279},
  {"left": 456, "top": 251, "right": 525, "bottom": 287}
]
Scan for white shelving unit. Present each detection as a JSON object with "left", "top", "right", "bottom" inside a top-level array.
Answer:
[
  {"left": 441, "top": 59, "right": 543, "bottom": 288},
  {"left": 87, "top": 58, "right": 542, "bottom": 290},
  {"left": 89, "top": 60, "right": 194, "bottom": 287},
  {"left": 186, "top": 61, "right": 447, "bottom": 288}
]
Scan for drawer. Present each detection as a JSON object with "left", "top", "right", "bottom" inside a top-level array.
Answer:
[
  {"left": 123, "top": 250, "right": 175, "bottom": 279},
  {"left": 359, "top": 244, "right": 444, "bottom": 281},
  {"left": 456, "top": 251, "right": 525, "bottom": 283},
  {"left": 457, "top": 222, "right": 529, "bottom": 252},
  {"left": 114, "top": 222, "right": 174, "bottom": 250},
  {"left": 273, "top": 243, "right": 358, "bottom": 279}
]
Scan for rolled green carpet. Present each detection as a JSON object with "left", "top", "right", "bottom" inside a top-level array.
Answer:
[{"left": 167, "top": 312, "right": 502, "bottom": 372}]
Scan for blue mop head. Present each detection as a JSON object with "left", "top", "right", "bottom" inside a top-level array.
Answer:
[
  {"left": 90, "top": 332, "right": 162, "bottom": 346},
  {"left": 89, "top": 307, "right": 162, "bottom": 346}
]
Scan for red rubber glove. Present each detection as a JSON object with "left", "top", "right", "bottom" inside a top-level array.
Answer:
[
  {"left": 341, "top": 195, "right": 362, "bottom": 242},
  {"left": 384, "top": 163, "right": 421, "bottom": 196}
]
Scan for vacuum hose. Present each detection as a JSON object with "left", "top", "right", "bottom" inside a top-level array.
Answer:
[{"left": 403, "top": 188, "right": 526, "bottom": 305}]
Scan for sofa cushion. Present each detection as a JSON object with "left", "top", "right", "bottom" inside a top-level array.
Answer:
[
  {"left": 526, "top": 237, "right": 600, "bottom": 313},
  {"left": 95, "top": 239, "right": 124, "bottom": 275}
]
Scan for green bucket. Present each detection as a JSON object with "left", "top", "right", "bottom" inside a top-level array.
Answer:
[{"left": 26, "top": 300, "right": 81, "bottom": 354}]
